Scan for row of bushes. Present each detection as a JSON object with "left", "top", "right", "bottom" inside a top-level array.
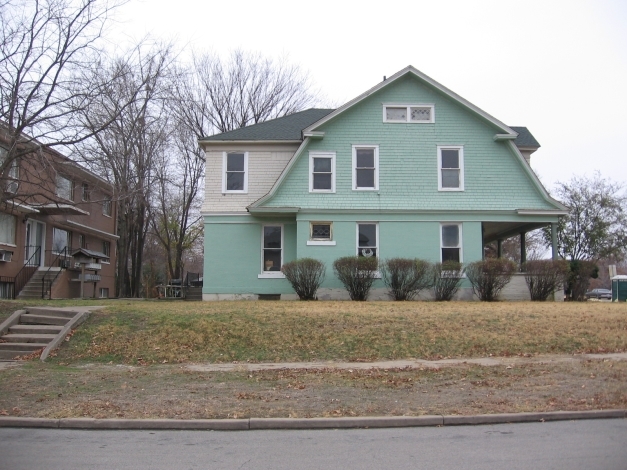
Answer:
[{"left": 281, "top": 257, "right": 569, "bottom": 302}]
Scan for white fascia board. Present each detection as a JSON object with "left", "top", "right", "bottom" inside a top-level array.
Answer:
[
  {"left": 199, "top": 140, "right": 301, "bottom": 149},
  {"left": 505, "top": 140, "right": 568, "bottom": 212},
  {"left": 248, "top": 138, "right": 310, "bottom": 209},
  {"left": 65, "top": 220, "right": 119, "bottom": 239},
  {"left": 517, "top": 209, "right": 569, "bottom": 216},
  {"left": 303, "top": 66, "right": 515, "bottom": 135},
  {"left": 303, "top": 131, "right": 325, "bottom": 139},
  {"left": 3, "top": 200, "right": 39, "bottom": 214},
  {"left": 248, "top": 206, "right": 300, "bottom": 214}
]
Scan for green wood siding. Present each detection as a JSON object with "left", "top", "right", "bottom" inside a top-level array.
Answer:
[{"left": 264, "top": 75, "right": 555, "bottom": 212}]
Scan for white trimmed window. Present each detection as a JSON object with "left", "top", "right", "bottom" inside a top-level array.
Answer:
[
  {"left": 1, "top": 147, "right": 19, "bottom": 193},
  {"left": 309, "top": 152, "right": 335, "bottom": 192},
  {"left": 441, "top": 223, "right": 462, "bottom": 263},
  {"left": 438, "top": 146, "right": 464, "bottom": 191},
  {"left": 0, "top": 213, "right": 16, "bottom": 245},
  {"left": 357, "top": 223, "right": 378, "bottom": 258},
  {"left": 99, "top": 288, "right": 109, "bottom": 298},
  {"left": 81, "top": 183, "right": 90, "bottom": 201},
  {"left": 78, "top": 234, "right": 86, "bottom": 249},
  {"left": 52, "top": 227, "right": 71, "bottom": 254},
  {"left": 102, "top": 240, "right": 111, "bottom": 258},
  {"left": 56, "top": 174, "right": 74, "bottom": 200},
  {"left": 383, "top": 104, "right": 434, "bottom": 123},
  {"left": 352, "top": 145, "right": 379, "bottom": 190},
  {"left": 222, "top": 152, "right": 248, "bottom": 193},
  {"left": 307, "top": 222, "right": 335, "bottom": 246},
  {"left": 259, "top": 224, "right": 284, "bottom": 277}
]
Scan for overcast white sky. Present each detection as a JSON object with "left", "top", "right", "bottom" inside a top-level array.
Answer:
[{"left": 112, "top": 0, "right": 627, "bottom": 192}]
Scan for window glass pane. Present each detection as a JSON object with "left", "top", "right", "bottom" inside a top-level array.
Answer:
[
  {"left": 441, "top": 149, "right": 459, "bottom": 168},
  {"left": 441, "top": 169, "right": 459, "bottom": 188},
  {"left": 226, "top": 172, "right": 244, "bottom": 191},
  {"left": 311, "top": 224, "right": 331, "bottom": 239},
  {"left": 52, "top": 228, "right": 70, "bottom": 253},
  {"left": 385, "top": 107, "right": 406, "bottom": 121},
  {"left": 264, "top": 226, "right": 281, "bottom": 249},
  {"left": 356, "top": 169, "right": 375, "bottom": 188},
  {"left": 0, "top": 214, "right": 16, "bottom": 244},
  {"left": 313, "top": 173, "right": 332, "bottom": 190},
  {"left": 442, "top": 225, "right": 459, "bottom": 247},
  {"left": 227, "top": 153, "right": 245, "bottom": 171},
  {"left": 442, "top": 248, "right": 460, "bottom": 263},
  {"left": 313, "top": 157, "right": 332, "bottom": 173},
  {"left": 358, "top": 224, "right": 377, "bottom": 247},
  {"left": 356, "top": 149, "right": 374, "bottom": 167},
  {"left": 56, "top": 175, "right": 72, "bottom": 199},
  {"left": 263, "top": 249, "right": 282, "bottom": 271},
  {"left": 103, "top": 197, "right": 112, "bottom": 216},
  {"left": 410, "top": 107, "right": 431, "bottom": 121}
]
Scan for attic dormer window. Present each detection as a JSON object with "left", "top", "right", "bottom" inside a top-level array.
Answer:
[{"left": 383, "top": 104, "right": 434, "bottom": 123}]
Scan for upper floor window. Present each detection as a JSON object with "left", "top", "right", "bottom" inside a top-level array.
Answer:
[
  {"left": 222, "top": 152, "right": 248, "bottom": 193},
  {"left": 383, "top": 104, "right": 434, "bottom": 123},
  {"left": 441, "top": 223, "right": 462, "bottom": 263},
  {"left": 309, "top": 152, "right": 336, "bottom": 192},
  {"left": 78, "top": 234, "right": 86, "bottom": 249},
  {"left": 1, "top": 147, "right": 19, "bottom": 193},
  {"left": 102, "top": 240, "right": 111, "bottom": 261},
  {"left": 352, "top": 145, "right": 379, "bottom": 190},
  {"left": 438, "top": 146, "right": 464, "bottom": 191},
  {"left": 56, "top": 174, "right": 73, "bottom": 200},
  {"left": 81, "top": 183, "right": 90, "bottom": 201},
  {"left": 357, "top": 223, "right": 378, "bottom": 258},
  {"left": 102, "top": 196, "right": 112, "bottom": 217}
]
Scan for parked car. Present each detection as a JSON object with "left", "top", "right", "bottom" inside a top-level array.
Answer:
[{"left": 584, "top": 288, "right": 612, "bottom": 300}]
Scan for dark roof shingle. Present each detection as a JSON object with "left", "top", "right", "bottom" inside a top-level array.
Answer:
[
  {"left": 510, "top": 126, "right": 540, "bottom": 148},
  {"left": 200, "top": 108, "right": 335, "bottom": 142}
]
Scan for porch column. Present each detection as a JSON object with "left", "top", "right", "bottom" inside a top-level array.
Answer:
[
  {"left": 497, "top": 239, "right": 503, "bottom": 258},
  {"left": 551, "top": 223, "right": 558, "bottom": 260},
  {"left": 520, "top": 232, "right": 526, "bottom": 266}
]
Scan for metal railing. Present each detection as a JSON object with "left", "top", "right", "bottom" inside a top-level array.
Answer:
[
  {"left": 41, "top": 247, "right": 69, "bottom": 299},
  {"left": 11, "top": 246, "right": 41, "bottom": 299}
]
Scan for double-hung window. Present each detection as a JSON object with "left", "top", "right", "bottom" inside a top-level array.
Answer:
[
  {"left": 0, "top": 213, "right": 16, "bottom": 245},
  {"left": 260, "top": 225, "right": 283, "bottom": 277},
  {"left": 309, "top": 152, "right": 335, "bottom": 192},
  {"left": 383, "top": 104, "right": 434, "bottom": 123},
  {"left": 438, "top": 146, "right": 464, "bottom": 191},
  {"left": 56, "top": 174, "right": 74, "bottom": 200},
  {"left": 223, "top": 152, "right": 248, "bottom": 193},
  {"left": 102, "top": 196, "right": 112, "bottom": 217},
  {"left": 352, "top": 145, "right": 379, "bottom": 190},
  {"left": 441, "top": 223, "right": 462, "bottom": 263},
  {"left": 357, "top": 223, "right": 378, "bottom": 258},
  {"left": 1, "top": 147, "right": 19, "bottom": 193},
  {"left": 81, "top": 183, "right": 90, "bottom": 201}
]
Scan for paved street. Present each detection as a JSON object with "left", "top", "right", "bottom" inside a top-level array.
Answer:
[{"left": 1, "top": 419, "right": 626, "bottom": 469}]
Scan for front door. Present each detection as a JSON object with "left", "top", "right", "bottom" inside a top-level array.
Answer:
[{"left": 25, "top": 220, "right": 45, "bottom": 266}]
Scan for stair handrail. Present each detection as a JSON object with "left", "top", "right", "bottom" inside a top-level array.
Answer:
[
  {"left": 12, "top": 246, "right": 41, "bottom": 299},
  {"left": 41, "top": 246, "right": 68, "bottom": 299}
]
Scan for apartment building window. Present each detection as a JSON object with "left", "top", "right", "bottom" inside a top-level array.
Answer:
[
  {"left": 78, "top": 234, "right": 86, "bottom": 249},
  {"left": 56, "top": 174, "right": 74, "bottom": 200},
  {"left": 0, "top": 213, "right": 16, "bottom": 245},
  {"left": 81, "top": 183, "right": 90, "bottom": 201},
  {"left": 102, "top": 196, "right": 112, "bottom": 216},
  {"left": 52, "top": 227, "right": 71, "bottom": 254},
  {"left": 102, "top": 240, "right": 111, "bottom": 260},
  {"left": 99, "top": 288, "right": 109, "bottom": 298}
]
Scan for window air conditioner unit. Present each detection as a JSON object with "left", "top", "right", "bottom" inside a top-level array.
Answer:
[
  {"left": 5, "top": 180, "right": 18, "bottom": 193},
  {"left": 60, "top": 259, "right": 71, "bottom": 269},
  {"left": 0, "top": 250, "right": 13, "bottom": 262}
]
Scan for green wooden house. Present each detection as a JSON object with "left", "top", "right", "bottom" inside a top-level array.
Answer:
[{"left": 199, "top": 66, "right": 566, "bottom": 300}]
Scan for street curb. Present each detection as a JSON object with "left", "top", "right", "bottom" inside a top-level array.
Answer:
[{"left": 0, "top": 410, "right": 624, "bottom": 431}]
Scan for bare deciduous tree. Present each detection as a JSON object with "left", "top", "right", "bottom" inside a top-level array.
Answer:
[{"left": 0, "top": 0, "right": 124, "bottom": 204}]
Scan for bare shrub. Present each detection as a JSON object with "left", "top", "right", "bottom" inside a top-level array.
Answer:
[
  {"left": 333, "top": 256, "right": 378, "bottom": 301},
  {"left": 431, "top": 261, "right": 464, "bottom": 301},
  {"left": 465, "top": 259, "right": 517, "bottom": 301},
  {"left": 281, "top": 258, "right": 325, "bottom": 300},
  {"left": 523, "top": 260, "right": 570, "bottom": 301},
  {"left": 380, "top": 258, "right": 432, "bottom": 301}
]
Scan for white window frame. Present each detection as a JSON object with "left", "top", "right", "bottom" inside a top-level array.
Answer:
[
  {"left": 352, "top": 145, "right": 379, "bottom": 191},
  {"left": 309, "top": 151, "right": 336, "bottom": 193},
  {"left": 222, "top": 151, "right": 249, "bottom": 194},
  {"left": 258, "top": 224, "right": 285, "bottom": 279},
  {"left": 102, "top": 240, "right": 111, "bottom": 263},
  {"left": 437, "top": 146, "right": 464, "bottom": 191},
  {"left": 307, "top": 222, "right": 336, "bottom": 246},
  {"left": 383, "top": 104, "right": 435, "bottom": 123},
  {"left": 99, "top": 287, "right": 109, "bottom": 298},
  {"left": 0, "top": 213, "right": 17, "bottom": 246},
  {"left": 52, "top": 227, "right": 71, "bottom": 255},
  {"left": 440, "top": 223, "right": 463, "bottom": 263},
  {"left": 356, "top": 222, "right": 379, "bottom": 258},
  {"left": 56, "top": 174, "right": 74, "bottom": 201}
]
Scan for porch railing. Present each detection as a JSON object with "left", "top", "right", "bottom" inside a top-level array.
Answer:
[
  {"left": 11, "top": 246, "right": 41, "bottom": 299},
  {"left": 41, "top": 247, "right": 69, "bottom": 299}
]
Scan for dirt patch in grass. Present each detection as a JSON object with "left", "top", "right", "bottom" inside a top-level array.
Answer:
[
  {"left": 1, "top": 359, "right": 625, "bottom": 419},
  {"left": 42, "top": 301, "right": 627, "bottom": 365}
]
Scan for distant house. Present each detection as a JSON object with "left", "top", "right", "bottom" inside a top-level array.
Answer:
[
  {"left": 199, "top": 66, "right": 566, "bottom": 300},
  {"left": 0, "top": 129, "right": 117, "bottom": 299}
]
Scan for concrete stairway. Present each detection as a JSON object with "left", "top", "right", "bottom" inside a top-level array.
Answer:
[
  {"left": 0, "top": 307, "right": 83, "bottom": 360},
  {"left": 16, "top": 268, "right": 63, "bottom": 300}
]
